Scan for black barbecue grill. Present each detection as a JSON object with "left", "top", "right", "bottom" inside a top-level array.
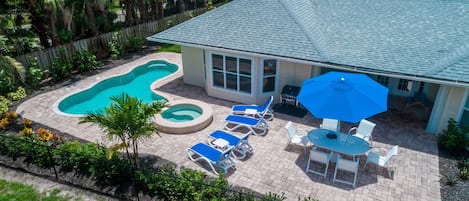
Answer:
[{"left": 281, "top": 85, "right": 301, "bottom": 107}]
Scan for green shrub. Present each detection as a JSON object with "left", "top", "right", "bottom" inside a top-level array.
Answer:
[
  {"left": 438, "top": 119, "right": 469, "bottom": 154},
  {"left": 26, "top": 57, "right": 43, "bottom": 88},
  {"left": 50, "top": 57, "right": 72, "bottom": 81},
  {"left": 109, "top": 32, "right": 123, "bottom": 59},
  {"left": 459, "top": 158, "right": 469, "bottom": 180},
  {"left": 0, "top": 96, "right": 11, "bottom": 115},
  {"left": 459, "top": 166, "right": 469, "bottom": 180},
  {"left": 443, "top": 174, "right": 457, "bottom": 186},
  {"left": 125, "top": 36, "right": 145, "bottom": 51},
  {"left": 72, "top": 49, "right": 103, "bottom": 72},
  {"left": 135, "top": 165, "right": 179, "bottom": 199},
  {"left": 459, "top": 158, "right": 469, "bottom": 169},
  {"left": 53, "top": 141, "right": 130, "bottom": 183},
  {"left": 0, "top": 135, "right": 18, "bottom": 157},
  {"left": 135, "top": 165, "right": 230, "bottom": 201},
  {"left": 0, "top": 35, "right": 14, "bottom": 55},
  {"left": 14, "top": 136, "right": 52, "bottom": 168},
  {"left": 89, "top": 152, "right": 130, "bottom": 184},
  {"left": 57, "top": 29, "right": 73, "bottom": 43},
  {"left": 6, "top": 86, "right": 27, "bottom": 101},
  {"left": 53, "top": 141, "right": 105, "bottom": 174}
]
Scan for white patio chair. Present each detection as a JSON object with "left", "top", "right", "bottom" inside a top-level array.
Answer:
[
  {"left": 333, "top": 155, "right": 359, "bottom": 188},
  {"left": 305, "top": 147, "right": 333, "bottom": 179},
  {"left": 320, "top": 118, "right": 340, "bottom": 132},
  {"left": 364, "top": 145, "right": 399, "bottom": 178},
  {"left": 284, "top": 121, "right": 309, "bottom": 155},
  {"left": 348, "top": 119, "right": 376, "bottom": 144}
]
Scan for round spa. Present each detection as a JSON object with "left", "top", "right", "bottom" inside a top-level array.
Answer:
[{"left": 154, "top": 99, "right": 213, "bottom": 134}]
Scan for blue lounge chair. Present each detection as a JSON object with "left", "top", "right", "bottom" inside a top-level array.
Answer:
[
  {"left": 224, "top": 112, "right": 268, "bottom": 136},
  {"left": 187, "top": 142, "right": 235, "bottom": 175},
  {"left": 231, "top": 96, "right": 274, "bottom": 120},
  {"left": 207, "top": 130, "right": 253, "bottom": 159}
]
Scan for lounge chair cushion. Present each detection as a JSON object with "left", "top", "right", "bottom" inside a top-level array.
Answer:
[{"left": 224, "top": 114, "right": 268, "bottom": 136}]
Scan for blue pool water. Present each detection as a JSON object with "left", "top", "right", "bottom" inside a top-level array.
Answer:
[
  {"left": 162, "top": 104, "right": 202, "bottom": 122},
  {"left": 58, "top": 60, "right": 178, "bottom": 115}
]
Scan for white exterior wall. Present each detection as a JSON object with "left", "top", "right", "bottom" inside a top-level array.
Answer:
[
  {"left": 428, "top": 86, "right": 467, "bottom": 133},
  {"left": 181, "top": 46, "right": 205, "bottom": 87},
  {"left": 278, "top": 60, "right": 312, "bottom": 97}
]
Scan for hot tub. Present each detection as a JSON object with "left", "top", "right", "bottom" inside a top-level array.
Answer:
[{"left": 154, "top": 99, "right": 213, "bottom": 134}]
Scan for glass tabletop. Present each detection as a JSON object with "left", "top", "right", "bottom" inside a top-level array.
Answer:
[{"left": 307, "top": 128, "right": 370, "bottom": 156}]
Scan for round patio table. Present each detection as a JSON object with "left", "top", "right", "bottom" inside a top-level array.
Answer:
[{"left": 307, "top": 128, "right": 370, "bottom": 156}]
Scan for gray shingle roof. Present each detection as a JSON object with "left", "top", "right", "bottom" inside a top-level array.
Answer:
[{"left": 148, "top": 0, "right": 469, "bottom": 84}]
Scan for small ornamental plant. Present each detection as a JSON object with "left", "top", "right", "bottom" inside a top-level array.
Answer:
[
  {"left": 23, "top": 118, "right": 32, "bottom": 128},
  {"left": 6, "top": 111, "right": 18, "bottom": 119},
  {"left": 0, "top": 111, "right": 19, "bottom": 130},
  {"left": 37, "top": 128, "right": 54, "bottom": 141},
  {"left": 0, "top": 117, "right": 9, "bottom": 130},
  {"left": 19, "top": 127, "right": 34, "bottom": 137}
]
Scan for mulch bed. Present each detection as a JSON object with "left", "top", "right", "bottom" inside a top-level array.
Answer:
[{"left": 438, "top": 148, "right": 469, "bottom": 201}]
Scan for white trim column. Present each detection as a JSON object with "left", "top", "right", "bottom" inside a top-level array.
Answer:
[{"left": 426, "top": 85, "right": 448, "bottom": 134}]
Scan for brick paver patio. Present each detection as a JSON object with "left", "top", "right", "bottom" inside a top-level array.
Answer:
[{"left": 16, "top": 53, "right": 441, "bottom": 201}]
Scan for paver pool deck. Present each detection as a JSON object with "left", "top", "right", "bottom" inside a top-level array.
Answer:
[{"left": 16, "top": 53, "right": 441, "bottom": 201}]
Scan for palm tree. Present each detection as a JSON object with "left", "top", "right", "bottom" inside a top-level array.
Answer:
[
  {"left": 79, "top": 93, "right": 168, "bottom": 167},
  {"left": 0, "top": 55, "right": 25, "bottom": 94}
]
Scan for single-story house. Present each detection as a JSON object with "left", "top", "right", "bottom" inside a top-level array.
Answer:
[{"left": 147, "top": 0, "right": 469, "bottom": 134}]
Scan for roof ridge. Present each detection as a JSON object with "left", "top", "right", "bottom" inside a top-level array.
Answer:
[
  {"left": 425, "top": 43, "right": 469, "bottom": 76},
  {"left": 279, "top": 0, "right": 328, "bottom": 60}
]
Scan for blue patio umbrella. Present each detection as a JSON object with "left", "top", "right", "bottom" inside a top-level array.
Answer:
[{"left": 297, "top": 71, "right": 388, "bottom": 123}]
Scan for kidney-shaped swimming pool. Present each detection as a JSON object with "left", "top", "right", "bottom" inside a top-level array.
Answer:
[{"left": 57, "top": 60, "right": 178, "bottom": 115}]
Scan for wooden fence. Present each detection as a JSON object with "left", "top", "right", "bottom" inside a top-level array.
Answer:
[{"left": 15, "top": 8, "right": 208, "bottom": 70}]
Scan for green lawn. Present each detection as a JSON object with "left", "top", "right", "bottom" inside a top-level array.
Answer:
[
  {"left": 154, "top": 43, "right": 181, "bottom": 53},
  {"left": 0, "top": 179, "right": 81, "bottom": 201}
]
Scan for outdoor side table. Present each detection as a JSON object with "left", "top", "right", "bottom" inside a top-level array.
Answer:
[
  {"left": 244, "top": 109, "right": 257, "bottom": 117},
  {"left": 212, "top": 138, "right": 229, "bottom": 150}
]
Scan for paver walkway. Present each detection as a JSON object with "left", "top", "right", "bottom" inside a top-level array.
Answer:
[{"left": 16, "top": 53, "right": 441, "bottom": 201}]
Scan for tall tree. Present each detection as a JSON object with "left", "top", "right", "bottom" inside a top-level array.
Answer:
[
  {"left": 79, "top": 93, "right": 168, "bottom": 167},
  {"left": 122, "top": 0, "right": 136, "bottom": 26},
  {"left": 149, "top": 0, "right": 164, "bottom": 20},
  {"left": 44, "top": 0, "right": 62, "bottom": 46},
  {"left": 27, "top": 0, "right": 51, "bottom": 48},
  {"left": 177, "top": 0, "right": 185, "bottom": 13},
  {"left": 84, "top": 0, "right": 98, "bottom": 35},
  {"left": 135, "top": 0, "right": 149, "bottom": 23}
]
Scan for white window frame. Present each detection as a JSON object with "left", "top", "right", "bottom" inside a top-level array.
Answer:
[
  {"left": 397, "top": 79, "right": 410, "bottom": 91},
  {"left": 210, "top": 52, "right": 253, "bottom": 95},
  {"left": 261, "top": 58, "right": 278, "bottom": 95},
  {"left": 377, "top": 75, "right": 389, "bottom": 87}
]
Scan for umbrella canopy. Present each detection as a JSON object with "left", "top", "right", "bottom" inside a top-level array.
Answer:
[{"left": 297, "top": 71, "right": 388, "bottom": 123}]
